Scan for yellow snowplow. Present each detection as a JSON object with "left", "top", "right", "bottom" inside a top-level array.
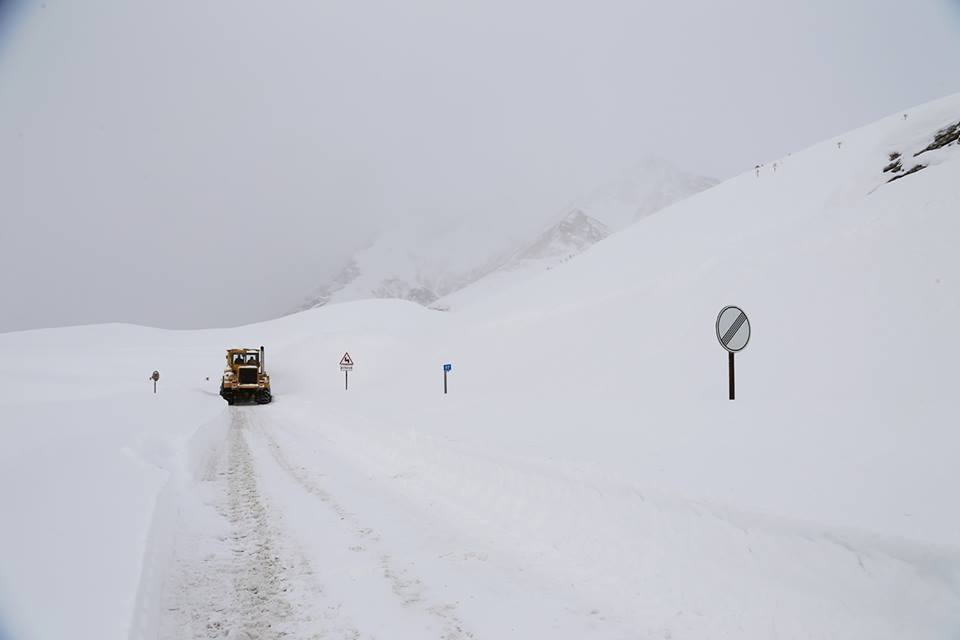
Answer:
[{"left": 220, "top": 346, "right": 272, "bottom": 404}]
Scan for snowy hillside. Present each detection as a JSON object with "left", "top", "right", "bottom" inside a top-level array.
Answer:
[
  {"left": 299, "top": 158, "right": 715, "bottom": 311},
  {"left": 565, "top": 156, "right": 719, "bottom": 230},
  {"left": 2, "top": 95, "right": 960, "bottom": 640},
  {"left": 518, "top": 209, "right": 611, "bottom": 261},
  {"left": 437, "top": 158, "right": 718, "bottom": 309},
  {"left": 296, "top": 223, "right": 511, "bottom": 309}
]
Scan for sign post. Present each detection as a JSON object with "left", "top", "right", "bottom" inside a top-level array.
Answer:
[
  {"left": 443, "top": 363, "right": 452, "bottom": 394},
  {"left": 339, "top": 352, "right": 354, "bottom": 390},
  {"left": 728, "top": 351, "right": 735, "bottom": 399},
  {"left": 150, "top": 370, "right": 160, "bottom": 394},
  {"left": 715, "top": 306, "right": 750, "bottom": 400}
]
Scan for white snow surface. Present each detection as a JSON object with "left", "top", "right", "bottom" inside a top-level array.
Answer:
[{"left": 2, "top": 96, "right": 960, "bottom": 639}]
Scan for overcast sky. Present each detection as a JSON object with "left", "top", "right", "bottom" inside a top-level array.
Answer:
[{"left": 1, "top": 0, "right": 959, "bottom": 333}]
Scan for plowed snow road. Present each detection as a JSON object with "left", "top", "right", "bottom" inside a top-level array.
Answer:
[
  {"left": 155, "top": 407, "right": 485, "bottom": 639},
  {"left": 138, "top": 402, "right": 960, "bottom": 640},
  {"left": 150, "top": 404, "right": 608, "bottom": 639}
]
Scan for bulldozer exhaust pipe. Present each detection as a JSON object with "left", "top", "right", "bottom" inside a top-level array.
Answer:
[{"left": 260, "top": 345, "right": 265, "bottom": 371}]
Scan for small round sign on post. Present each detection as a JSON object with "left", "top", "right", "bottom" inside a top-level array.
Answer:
[
  {"left": 150, "top": 370, "right": 160, "bottom": 394},
  {"left": 716, "top": 306, "right": 750, "bottom": 399}
]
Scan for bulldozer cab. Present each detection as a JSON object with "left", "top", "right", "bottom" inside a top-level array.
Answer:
[{"left": 227, "top": 348, "right": 260, "bottom": 371}]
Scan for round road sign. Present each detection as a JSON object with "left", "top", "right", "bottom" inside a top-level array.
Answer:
[
  {"left": 151, "top": 370, "right": 160, "bottom": 381},
  {"left": 716, "top": 306, "right": 750, "bottom": 352}
]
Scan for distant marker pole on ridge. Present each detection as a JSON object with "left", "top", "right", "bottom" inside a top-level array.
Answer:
[
  {"left": 340, "top": 352, "right": 354, "bottom": 391},
  {"left": 150, "top": 370, "right": 160, "bottom": 394},
  {"left": 443, "top": 363, "right": 452, "bottom": 394},
  {"left": 716, "top": 306, "right": 750, "bottom": 400}
]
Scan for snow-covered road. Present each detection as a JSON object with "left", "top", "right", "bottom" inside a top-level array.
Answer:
[
  {"left": 156, "top": 407, "right": 327, "bottom": 639},
  {"left": 138, "top": 401, "right": 960, "bottom": 640},
  {"left": 152, "top": 403, "right": 628, "bottom": 639},
  {"left": 153, "top": 405, "right": 459, "bottom": 639}
]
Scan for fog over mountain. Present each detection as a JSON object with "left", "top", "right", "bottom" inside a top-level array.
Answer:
[
  {"left": 1, "top": 0, "right": 959, "bottom": 332},
  {"left": 299, "top": 157, "right": 717, "bottom": 310}
]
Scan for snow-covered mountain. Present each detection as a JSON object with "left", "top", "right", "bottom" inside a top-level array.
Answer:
[
  {"left": 436, "top": 157, "right": 719, "bottom": 308},
  {"left": 563, "top": 156, "right": 719, "bottom": 230},
  {"left": 518, "top": 209, "right": 611, "bottom": 261},
  {"left": 298, "top": 157, "right": 716, "bottom": 311}
]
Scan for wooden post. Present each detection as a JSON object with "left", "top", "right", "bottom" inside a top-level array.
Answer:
[{"left": 728, "top": 351, "right": 735, "bottom": 400}]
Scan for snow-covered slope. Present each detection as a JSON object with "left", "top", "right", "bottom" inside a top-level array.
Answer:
[
  {"left": 297, "top": 224, "right": 511, "bottom": 309},
  {"left": 434, "top": 157, "right": 718, "bottom": 309},
  {"left": 434, "top": 93, "right": 960, "bottom": 544},
  {"left": 299, "top": 158, "right": 715, "bottom": 311},
  {"left": 2, "top": 96, "right": 960, "bottom": 639},
  {"left": 565, "top": 156, "right": 719, "bottom": 230}
]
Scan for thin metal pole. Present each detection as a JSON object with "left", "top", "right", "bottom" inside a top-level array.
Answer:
[
  {"left": 444, "top": 370, "right": 448, "bottom": 394},
  {"left": 345, "top": 370, "right": 349, "bottom": 391},
  {"left": 728, "top": 351, "right": 735, "bottom": 400}
]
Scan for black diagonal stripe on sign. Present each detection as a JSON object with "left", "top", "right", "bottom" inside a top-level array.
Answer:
[{"left": 722, "top": 312, "right": 747, "bottom": 347}]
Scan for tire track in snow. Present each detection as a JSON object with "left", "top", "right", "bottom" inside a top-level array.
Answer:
[
  {"left": 156, "top": 409, "right": 360, "bottom": 639},
  {"left": 248, "top": 413, "right": 476, "bottom": 640},
  {"left": 219, "top": 410, "right": 295, "bottom": 638}
]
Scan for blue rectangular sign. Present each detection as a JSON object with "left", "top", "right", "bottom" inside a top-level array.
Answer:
[{"left": 443, "top": 363, "right": 452, "bottom": 372}]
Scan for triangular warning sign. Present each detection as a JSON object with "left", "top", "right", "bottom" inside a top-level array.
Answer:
[{"left": 339, "top": 352, "right": 354, "bottom": 367}]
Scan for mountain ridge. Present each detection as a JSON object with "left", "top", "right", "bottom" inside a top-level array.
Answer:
[{"left": 298, "top": 157, "right": 717, "bottom": 312}]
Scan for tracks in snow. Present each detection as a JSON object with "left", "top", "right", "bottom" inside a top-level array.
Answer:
[
  {"left": 249, "top": 410, "right": 475, "bottom": 640},
  {"left": 156, "top": 409, "right": 329, "bottom": 639},
  {"left": 154, "top": 408, "right": 475, "bottom": 639},
  {"left": 142, "top": 402, "right": 954, "bottom": 639}
]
